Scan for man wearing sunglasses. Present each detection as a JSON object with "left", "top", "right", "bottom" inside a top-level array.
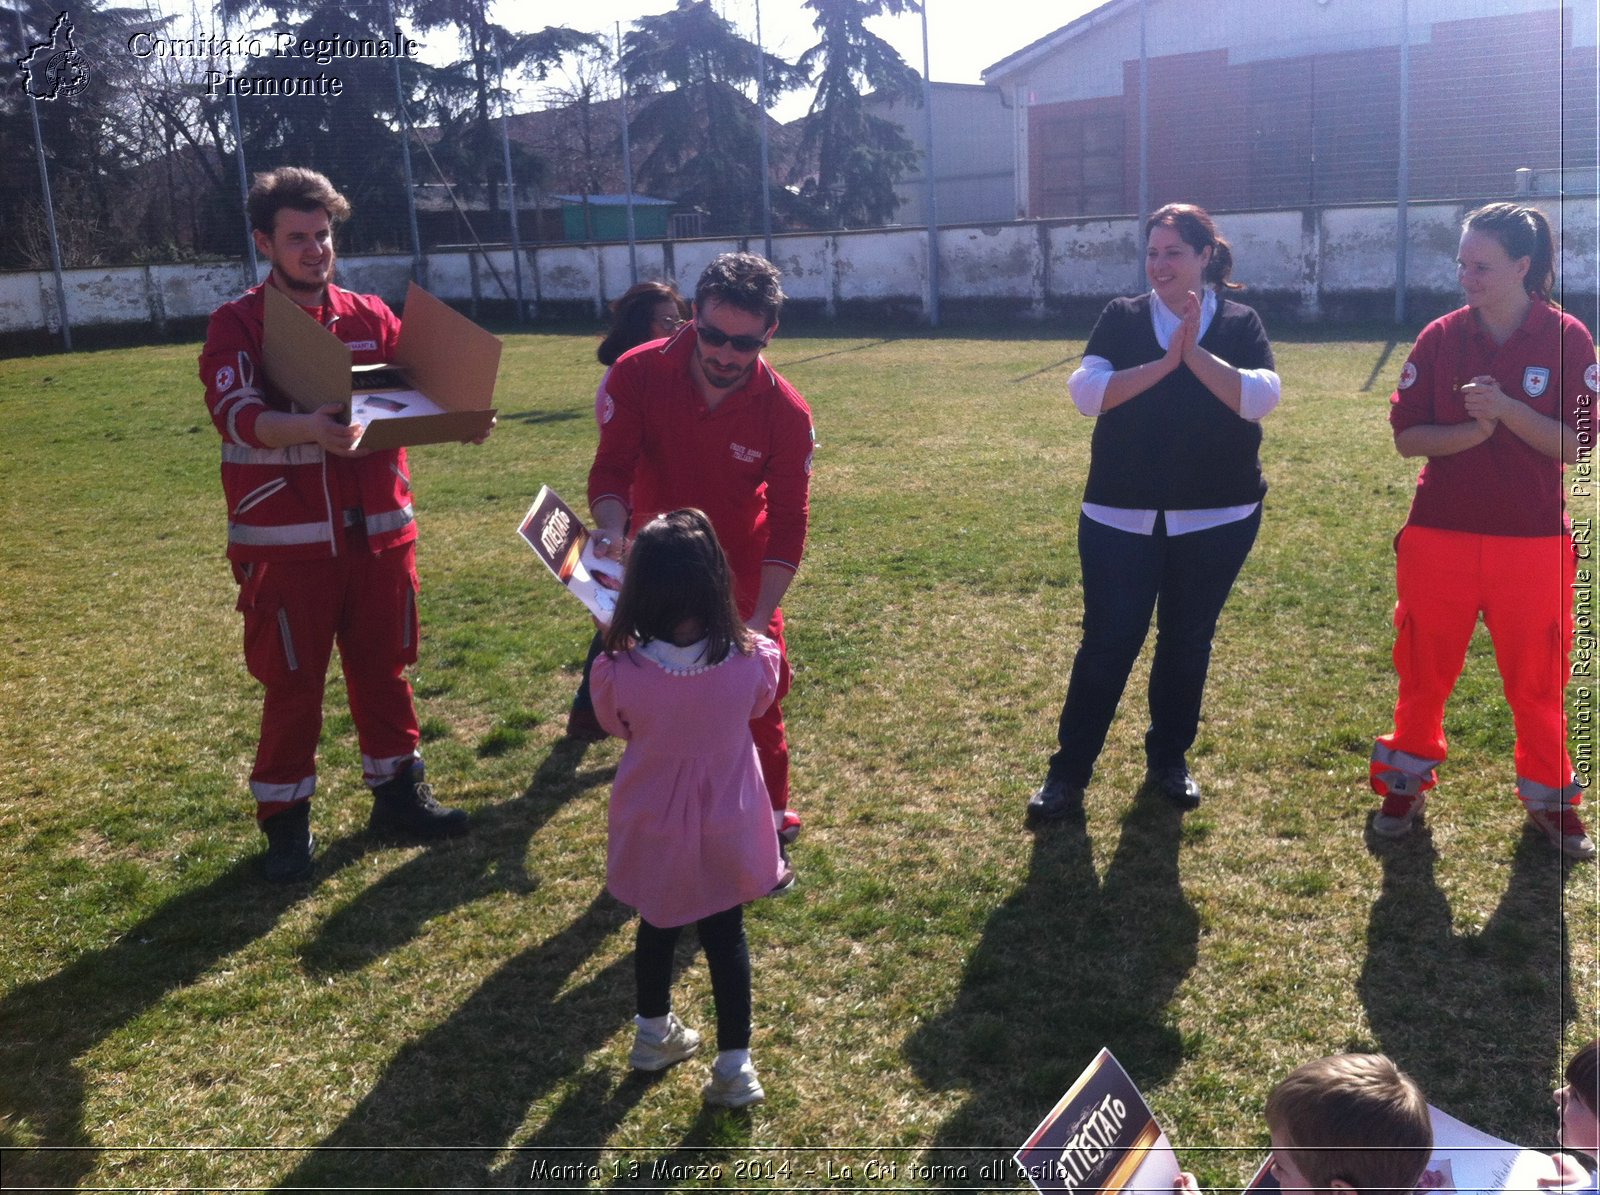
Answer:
[{"left": 589, "top": 253, "right": 816, "bottom": 870}]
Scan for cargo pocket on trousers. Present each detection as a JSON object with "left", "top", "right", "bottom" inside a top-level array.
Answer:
[
  {"left": 400, "top": 560, "right": 420, "bottom": 666},
  {"left": 238, "top": 564, "right": 302, "bottom": 687}
]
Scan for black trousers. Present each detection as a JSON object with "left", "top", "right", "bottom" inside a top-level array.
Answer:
[
  {"left": 1049, "top": 507, "right": 1260, "bottom": 786},
  {"left": 635, "top": 904, "right": 751, "bottom": 1051}
]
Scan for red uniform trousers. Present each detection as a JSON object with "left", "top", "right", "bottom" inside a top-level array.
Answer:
[
  {"left": 237, "top": 532, "right": 422, "bottom": 821},
  {"left": 1371, "top": 525, "right": 1579, "bottom": 812},
  {"left": 753, "top": 607, "right": 792, "bottom": 813}
]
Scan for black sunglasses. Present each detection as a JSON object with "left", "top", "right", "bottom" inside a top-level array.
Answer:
[{"left": 695, "top": 321, "right": 770, "bottom": 354}]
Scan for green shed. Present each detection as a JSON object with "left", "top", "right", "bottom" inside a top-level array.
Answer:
[{"left": 556, "top": 194, "right": 676, "bottom": 242}]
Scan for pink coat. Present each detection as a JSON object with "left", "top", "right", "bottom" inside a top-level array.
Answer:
[{"left": 592, "top": 636, "right": 784, "bottom": 927}]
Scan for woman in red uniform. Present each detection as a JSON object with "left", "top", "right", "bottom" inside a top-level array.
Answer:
[{"left": 1371, "top": 203, "right": 1597, "bottom": 858}]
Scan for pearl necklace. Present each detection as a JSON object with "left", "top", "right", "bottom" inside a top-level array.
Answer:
[{"left": 636, "top": 637, "right": 730, "bottom": 677}]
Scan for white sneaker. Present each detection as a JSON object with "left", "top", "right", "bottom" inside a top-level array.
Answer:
[
  {"left": 629, "top": 1013, "right": 701, "bottom": 1071},
  {"left": 703, "top": 1060, "right": 765, "bottom": 1108},
  {"left": 1372, "top": 791, "right": 1426, "bottom": 839},
  {"left": 1528, "top": 808, "right": 1598, "bottom": 861}
]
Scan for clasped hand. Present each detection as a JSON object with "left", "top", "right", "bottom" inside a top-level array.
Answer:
[
  {"left": 1459, "top": 375, "right": 1509, "bottom": 435},
  {"left": 1162, "top": 291, "right": 1205, "bottom": 370}
]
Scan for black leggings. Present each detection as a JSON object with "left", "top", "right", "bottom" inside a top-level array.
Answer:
[{"left": 635, "top": 904, "right": 750, "bottom": 1051}]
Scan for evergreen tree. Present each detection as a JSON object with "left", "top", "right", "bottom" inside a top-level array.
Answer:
[
  {"left": 2, "top": 0, "right": 167, "bottom": 266},
  {"left": 224, "top": 0, "right": 426, "bottom": 253},
  {"left": 620, "top": 0, "right": 804, "bottom": 235},
  {"left": 406, "top": 0, "right": 596, "bottom": 215},
  {"left": 797, "top": 0, "right": 922, "bottom": 228}
]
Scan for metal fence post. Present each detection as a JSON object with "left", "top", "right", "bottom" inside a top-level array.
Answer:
[{"left": 15, "top": 5, "right": 72, "bottom": 349}]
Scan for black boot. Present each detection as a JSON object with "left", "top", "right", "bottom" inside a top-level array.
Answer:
[
  {"left": 261, "top": 800, "right": 315, "bottom": 883},
  {"left": 369, "top": 765, "right": 469, "bottom": 840}
]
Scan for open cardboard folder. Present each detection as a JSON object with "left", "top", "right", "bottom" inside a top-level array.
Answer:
[{"left": 262, "top": 281, "right": 500, "bottom": 451}]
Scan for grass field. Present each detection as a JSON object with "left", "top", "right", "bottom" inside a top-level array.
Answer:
[{"left": 2, "top": 320, "right": 1597, "bottom": 1192}]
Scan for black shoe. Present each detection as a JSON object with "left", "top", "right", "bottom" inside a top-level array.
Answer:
[
  {"left": 1025, "top": 775, "right": 1084, "bottom": 826},
  {"left": 369, "top": 766, "right": 469, "bottom": 841},
  {"left": 564, "top": 704, "right": 608, "bottom": 743},
  {"left": 1145, "top": 765, "right": 1201, "bottom": 810},
  {"left": 261, "top": 801, "right": 315, "bottom": 883}
]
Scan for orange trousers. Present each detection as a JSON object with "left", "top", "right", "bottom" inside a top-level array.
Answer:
[{"left": 1371, "top": 526, "right": 1579, "bottom": 811}]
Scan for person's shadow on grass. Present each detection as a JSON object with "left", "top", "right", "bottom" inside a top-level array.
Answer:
[
  {"left": 299, "top": 737, "right": 612, "bottom": 974},
  {"left": 1358, "top": 820, "right": 1574, "bottom": 1143},
  {"left": 269, "top": 738, "right": 671, "bottom": 1190},
  {"left": 906, "top": 795, "right": 1200, "bottom": 1170},
  {"left": 0, "top": 841, "right": 363, "bottom": 1191},
  {"left": 270, "top": 889, "right": 647, "bottom": 1191}
]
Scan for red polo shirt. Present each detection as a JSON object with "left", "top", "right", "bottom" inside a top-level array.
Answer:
[
  {"left": 1390, "top": 301, "right": 1596, "bottom": 537},
  {"left": 588, "top": 327, "right": 814, "bottom": 610}
]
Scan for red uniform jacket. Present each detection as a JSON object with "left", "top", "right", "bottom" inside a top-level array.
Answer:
[
  {"left": 1390, "top": 301, "right": 1596, "bottom": 537},
  {"left": 199, "top": 282, "right": 417, "bottom": 562}
]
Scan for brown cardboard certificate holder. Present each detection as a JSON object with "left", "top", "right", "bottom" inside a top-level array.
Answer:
[{"left": 262, "top": 281, "right": 500, "bottom": 450}]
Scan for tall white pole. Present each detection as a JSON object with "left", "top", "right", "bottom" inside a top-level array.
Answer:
[
  {"left": 221, "top": 0, "right": 257, "bottom": 288},
  {"left": 1394, "top": 0, "right": 1410, "bottom": 324},
  {"left": 756, "top": 0, "right": 773, "bottom": 260},
  {"left": 1136, "top": 0, "right": 1149, "bottom": 292},
  {"left": 921, "top": 0, "right": 939, "bottom": 327},
  {"left": 617, "top": 23, "right": 639, "bottom": 284},
  {"left": 493, "top": 31, "right": 527, "bottom": 320},
  {"left": 383, "top": 0, "right": 424, "bottom": 284},
  {"left": 16, "top": 5, "right": 71, "bottom": 349}
]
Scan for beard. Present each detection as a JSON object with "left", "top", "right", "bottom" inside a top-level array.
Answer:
[
  {"left": 696, "top": 348, "right": 754, "bottom": 392},
  {"left": 275, "top": 258, "right": 332, "bottom": 297}
]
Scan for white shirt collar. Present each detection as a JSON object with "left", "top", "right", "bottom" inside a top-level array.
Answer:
[
  {"left": 636, "top": 636, "right": 716, "bottom": 675},
  {"left": 1149, "top": 288, "right": 1218, "bottom": 349}
]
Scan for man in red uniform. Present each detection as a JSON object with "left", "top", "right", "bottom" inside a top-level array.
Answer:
[
  {"left": 200, "top": 167, "right": 484, "bottom": 882},
  {"left": 589, "top": 253, "right": 815, "bottom": 868}
]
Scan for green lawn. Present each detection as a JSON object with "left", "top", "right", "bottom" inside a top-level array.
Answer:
[{"left": 1, "top": 323, "right": 1595, "bottom": 1191}]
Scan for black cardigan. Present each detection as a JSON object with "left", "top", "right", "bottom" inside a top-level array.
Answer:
[{"left": 1080, "top": 294, "right": 1272, "bottom": 511}]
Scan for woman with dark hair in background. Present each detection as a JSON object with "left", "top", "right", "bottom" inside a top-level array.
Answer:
[
  {"left": 1370, "top": 202, "right": 1597, "bottom": 859},
  {"left": 568, "top": 281, "right": 691, "bottom": 741},
  {"left": 1028, "top": 203, "right": 1281, "bottom": 826},
  {"left": 597, "top": 281, "right": 689, "bottom": 369}
]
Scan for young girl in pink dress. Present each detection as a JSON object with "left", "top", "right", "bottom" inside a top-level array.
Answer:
[{"left": 591, "top": 508, "right": 786, "bottom": 1108}]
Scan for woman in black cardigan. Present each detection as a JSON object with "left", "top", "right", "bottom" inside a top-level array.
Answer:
[{"left": 1028, "top": 204, "right": 1281, "bottom": 825}]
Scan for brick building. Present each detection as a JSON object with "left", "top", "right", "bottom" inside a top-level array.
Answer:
[{"left": 982, "top": 0, "right": 1598, "bottom": 218}]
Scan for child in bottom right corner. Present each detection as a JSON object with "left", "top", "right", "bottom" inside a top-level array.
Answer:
[
  {"left": 1540, "top": 1040, "right": 1600, "bottom": 1194},
  {"left": 1177, "top": 1054, "right": 1433, "bottom": 1195}
]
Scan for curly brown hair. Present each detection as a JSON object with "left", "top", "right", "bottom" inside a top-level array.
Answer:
[{"left": 246, "top": 167, "right": 352, "bottom": 236}]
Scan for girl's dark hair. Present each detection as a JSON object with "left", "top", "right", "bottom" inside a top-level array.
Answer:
[
  {"left": 602, "top": 509, "right": 752, "bottom": 664},
  {"left": 1464, "top": 202, "right": 1557, "bottom": 304},
  {"left": 598, "top": 281, "right": 688, "bottom": 366},
  {"left": 1567, "top": 1039, "right": 1600, "bottom": 1117},
  {"left": 1146, "top": 203, "right": 1242, "bottom": 291}
]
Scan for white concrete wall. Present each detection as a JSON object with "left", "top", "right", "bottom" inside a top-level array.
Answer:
[
  {"left": 4, "top": 198, "right": 1596, "bottom": 338},
  {"left": 1049, "top": 218, "right": 1143, "bottom": 298},
  {"left": 831, "top": 229, "right": 926, "bottom": 303},
  {"left": 942, "top": 224, "right": 1042, "bottom": 303},
  {"left": 768, "top": 235, "right": 834, "bottom": 306}
]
